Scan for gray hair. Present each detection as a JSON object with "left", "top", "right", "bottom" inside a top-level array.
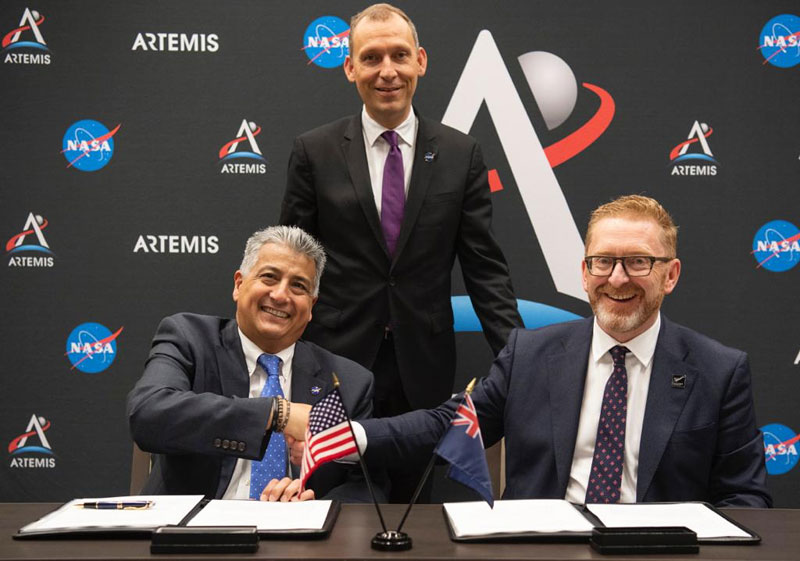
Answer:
[{"left": 239, "top": 226, "right": 326, "bottom": 297}]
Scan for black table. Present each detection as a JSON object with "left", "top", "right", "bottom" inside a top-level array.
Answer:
[{"left": 2, "top": 503, "right": 797, "bottom": 560}]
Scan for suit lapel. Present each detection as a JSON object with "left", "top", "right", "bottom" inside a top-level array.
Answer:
[
  {"left": 214, "top": 321, "right": 249, "bottom": 498},
  {"left": 392, "top": 113, "right": 437, "bottom": 266},
  {"left": 289, "top": 341, "right": 334, "bottom": 479},
  {"left": 636, "top": 318, "right": 697, "bottom": 500},
  {"left": 547, "top": 319, "right": 593, "bottom": 494},
  {"left": 216, "top": 321, "right": 249, "bottom": 398},
  {"left": 343, "top": 114, "right": 387, "bottom": 256},
  {"left": 291, "top": 341, "right": 334, "bottom": 406}
]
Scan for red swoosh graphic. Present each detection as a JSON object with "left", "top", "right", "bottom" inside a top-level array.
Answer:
[
  {"left": 8, "top": 421, "right": 50, "bottom": 453},
  {"left": 543, "top": 83, "right": 615, "bottom": 169},
  {"left": 5, "top": 219, "right": 48, "bottom": 252},
  {"left": 669, "top": 127, "right": 713, "bottom": 161},
  {"left": 218, "top": 126, "right": 261, "bottom": 159},
  {"left": 2, "top": 15, "right": 45, "bottom": 48}
]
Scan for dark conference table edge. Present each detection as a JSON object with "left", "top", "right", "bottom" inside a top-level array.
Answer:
[{"left": 1, "top": 502, "right": 797, "bottom": 560}]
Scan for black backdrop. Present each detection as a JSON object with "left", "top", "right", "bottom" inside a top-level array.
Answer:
[{"left": 2, "top": 1, "right": 799, "bottom": 506}]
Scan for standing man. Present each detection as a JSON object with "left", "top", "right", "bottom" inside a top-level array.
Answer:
[
  {"left": 127, "top": 226, "right": 377, "bottom": 502},
  {"left": 300, "top": 195, "right": 770, "bottom": 507},
  {"left": 280, "top": 3, "right": 521, "bottom": 500}
]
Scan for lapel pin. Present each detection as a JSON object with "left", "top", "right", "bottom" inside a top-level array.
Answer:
[
  {"left": 424, "top": 152, "right": 436, "bottom": 163},
  {"left": 310, "top": 385, "right": 322, "bottom": 396},
  {"left": 671, "top": 375, "right": 686, "bottom": 389}
]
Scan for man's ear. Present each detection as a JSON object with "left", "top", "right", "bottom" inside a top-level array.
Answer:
[
  {"left": 232, "top": 270, "right": 243, "bottom": 302},
  {"left": 344, "top": 55, "right": 356, "bottom": 82}
]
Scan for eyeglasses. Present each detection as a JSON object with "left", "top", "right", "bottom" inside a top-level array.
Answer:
[{"left": 584, "top": 255, "right": 673, "bottom": 277}]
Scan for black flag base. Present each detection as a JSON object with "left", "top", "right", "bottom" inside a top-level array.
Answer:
[{"left": 371, "top": 530, "right": 412, "bottom": 551}]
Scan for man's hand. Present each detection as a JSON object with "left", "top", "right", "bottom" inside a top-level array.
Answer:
[
  {"left": 284, "top": 402, "right": 311, "bottom": 441},
  {"left": 286, "top": 435, "right": 305, "bottom": 466},
  {"left": 259, "top": 477, "right": 315, "bottom": 502}
]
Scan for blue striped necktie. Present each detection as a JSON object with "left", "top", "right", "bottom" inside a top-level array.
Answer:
[{"left": 249, "top": 353, "right": 286, "bottom": 499}]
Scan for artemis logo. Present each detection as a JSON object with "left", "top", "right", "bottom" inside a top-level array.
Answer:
[
  {"left": 669, "top": 121, "right": 718, "bottom": 176},
  {"left": 132, "top": 32, "right": 219, "bottom": 52},
  {"left": 134, "top": 234, "right": 219, "bottom": 254},
  {"left": 2, "top": 7, "right": 51, "bottom": 65},
  {"left": 443, "top": 30, "right": 614, "bottom": 317},
  {"left": 8, "top": 414, "right": 56, "bottom": 469},
  {"left": 219, "top": 120, "right": 266, "bottom": 174},
  {"left": 6, "top": 212, "right": 54, "bottom": 267}
]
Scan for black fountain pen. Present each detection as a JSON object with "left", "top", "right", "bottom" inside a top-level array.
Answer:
[{"left": 75, "top": 501, "right": 154, "bottom": 510}]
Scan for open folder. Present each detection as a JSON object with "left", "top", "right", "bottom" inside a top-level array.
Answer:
[
  {"left": 15, "top": 495, "right": 339, "bottom": 539},
  {"left": 443, "top": 499, "right": 761, "bottom": 544}
]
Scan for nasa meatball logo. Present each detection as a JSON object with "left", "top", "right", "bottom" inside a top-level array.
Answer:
[
  {"left": 758, "top": 14, "right": 800, "bottom": 68},
  {"left": 61, "top": 119, "right": 121, "bottom": 172},
  {"left": 65, "top": 322, "right": 124, "bottom": 374},
  {"left": 761, "top": 423, "right": 799, "bottom": 475},
  {"left": 751, "top": 220, "right": 800, "bottom": 272},
  {"left": 303, "top": 16, "right": 349, "bottom": 68}
]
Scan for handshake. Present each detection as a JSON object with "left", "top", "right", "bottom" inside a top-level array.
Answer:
[{"left": 258, "top": 398, "right": 313, "bottom": 503}]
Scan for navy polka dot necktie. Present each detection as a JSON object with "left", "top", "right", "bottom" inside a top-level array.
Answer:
[
  {"left": 249, "top": 353, "right": 286, "bottom": 499},
  {"left": 585, "top": 345, "right": 629, "bottom": 504}
]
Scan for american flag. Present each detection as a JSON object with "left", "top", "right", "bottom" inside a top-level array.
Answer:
[{"left": 300, "top": 386, "right": 358, "bottom": 489}]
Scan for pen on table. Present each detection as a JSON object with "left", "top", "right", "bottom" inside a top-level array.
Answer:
[{"left": 75, "top": 501, "right": 154, "bottom": 510}]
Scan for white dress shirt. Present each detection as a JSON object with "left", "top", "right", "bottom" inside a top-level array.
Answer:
[
  {"left": 221, "top": 330, "right": 295, "bottom": 500},
  {"left": 565, "top": 314, "right": 661, "bottom": 503},
  {"left": 361, "top": 105, "right": 417, "bottom": 215}
]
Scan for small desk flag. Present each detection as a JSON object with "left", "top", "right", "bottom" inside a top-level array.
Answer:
[{"left": 434, "top": 392, "right": 494, "bottom": 506}]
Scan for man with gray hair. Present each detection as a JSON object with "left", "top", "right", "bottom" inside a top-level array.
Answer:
[{"left": 128, "top": 225, "right": 377, "bottom": 502}]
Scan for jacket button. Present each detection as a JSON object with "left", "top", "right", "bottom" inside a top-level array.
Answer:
[
  {"left": 238, "top": 442, "right": 246, "bottom": 452},
  {"left": 222, "top": 439, "right": 230, "bottom": 449},
  {"left": 388, "top": 277, "right": 396, "bottom": 287},
  {"left": 213, "top": 438, "right": 221, "bottom": 448}
]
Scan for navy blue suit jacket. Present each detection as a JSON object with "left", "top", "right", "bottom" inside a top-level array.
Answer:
[
  {"left": 127, "top": 313, "right": 377, "bottom": 500},
  {"left": 362, "top": 316, "right": 771, "bottom": 507}
]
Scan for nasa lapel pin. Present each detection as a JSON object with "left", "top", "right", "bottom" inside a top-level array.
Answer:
[
  {"left": 424, "top": 151, "right": 436, "bottom": 163},
  {"left": 671, "top": 375, "right": 686, "bottom": 389},
  {"left": 310, "top": 385, "right": 322, "bottom": 396}
]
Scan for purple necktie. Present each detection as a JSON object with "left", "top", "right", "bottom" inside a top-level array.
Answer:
[
  {"left": 380, "top": 130, "right": 404, "bottom": 256},
  {"left": 585, "top": 345, "right": 629, "bottom": 504}
]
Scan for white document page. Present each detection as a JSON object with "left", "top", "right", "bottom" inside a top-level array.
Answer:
[
  {"left": 19, "top": 495, "right": 204, "bottom": 534},
  {"left": 444, "top": 499, "right": 594, "bottom": 538},
  {"left": 187, "top": 499, "right": 333, "bottom": 531},
  {"left": 586, "top": 503, "right": 751, "bottom": 539}
]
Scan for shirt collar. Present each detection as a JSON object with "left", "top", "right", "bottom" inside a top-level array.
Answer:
[
  {"left": 237, "top": 328, "right": 295, "bottom": 377},
  {"left": 361, "top": 105, "right": 417, "bottom": 149},
  {"left": 591, "top": 313, "right": 661, "bottom": 369}
]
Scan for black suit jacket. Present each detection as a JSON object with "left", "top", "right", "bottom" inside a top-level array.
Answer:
[
  {"left": 280, "top": 111, "right": 522, "bottom": 408},
  {"left": 362, "top": 316, "right": 772, "bottom": 507},
  {"left": 127, "top": 313, "right": 376, "bottom": 500}
]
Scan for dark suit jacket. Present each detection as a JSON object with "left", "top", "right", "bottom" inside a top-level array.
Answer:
[
  {"left": 362, "top": 316, "right": 772, "bottom": 507},
  {"left": 127, "top": 313, "right": 376, "bottom": 500},
  {"left": 280, "top": 111, "right": 522, "bottom": 409}
]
